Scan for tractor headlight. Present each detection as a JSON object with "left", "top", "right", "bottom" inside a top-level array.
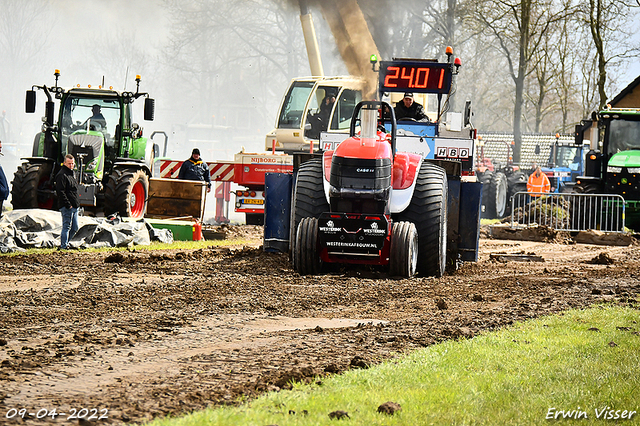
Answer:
[
  {"left": 85, "top": 158, "right": 98, "bottom": 170},
  {"left": 607, "top": 166, "right": 622, "bottom": 173},
  {"left": 627, "top": 167, "right": 640, "bottom": 174}
]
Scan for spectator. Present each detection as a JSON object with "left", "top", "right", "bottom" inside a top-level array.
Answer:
[
  {"left": 527, "top": 165, "right": 551, "bottom": 197},
  {"left": 0, "top": 140, "right": 9, "bottom": 216},
  {"left": 55, "top": 154, "right": 80, "bottom": 249},
  {"left": 178, "top": 148, "right": 212, "bottom": 193}
]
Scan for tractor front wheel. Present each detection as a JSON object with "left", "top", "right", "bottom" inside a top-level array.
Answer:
[
  {"left": 389, "top": 221, "right": 418, "bottom": 278},
  {"left": 506, "top": 171, "right": 528, "bottom": 214},
  {"left": 11, "top": 162, "right": 55, "bottom": 210},
  {"left": 295, "top": 217, "right": 321, "bottom": 275},
  {"left": 104, "top": 168, "right": 149, "bottom": 218}
]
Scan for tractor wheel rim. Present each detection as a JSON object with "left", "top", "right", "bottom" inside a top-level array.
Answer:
[
  {"left": 130, "top": 181, "right": 145, "bottom": 217},
  {"left": 497, "top": 180, "right": 507, "bottom": 215},
  {"left": 409, "top": 232, "right": 418, "bottom": 276}
]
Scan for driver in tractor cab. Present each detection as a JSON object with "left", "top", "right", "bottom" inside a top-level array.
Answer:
[
  {"left": 85, "top": 104, "right": 107, "bottom": 130},
  {"left": 394, "top": 93, "right": 430, "bottom": 122},
  {"left": 305, "top": 90, "right": 336, "bottom": 139}
]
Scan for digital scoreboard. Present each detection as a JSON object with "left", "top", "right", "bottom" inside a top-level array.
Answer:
[{"left": 378, "top": 60, "right": 453, "bottom": 95}]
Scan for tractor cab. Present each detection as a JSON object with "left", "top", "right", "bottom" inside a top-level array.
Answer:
[
  {"left": 265, "top": 76, "right": 363, "bottom": 153},
  {"left": 541, "top": 140, "right": 588, "bottom": 192},
  {"left": 59, "top": 92, "right": 123, "bottom": 182},
  {"left": 576, "top": 108, "right": 640, "bottom": 196}
]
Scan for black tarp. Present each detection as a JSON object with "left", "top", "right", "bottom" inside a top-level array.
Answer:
[{"left": 0, "top": 209, "right": 173, "bottom": 253}]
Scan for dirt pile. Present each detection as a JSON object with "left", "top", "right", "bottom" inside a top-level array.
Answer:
[
  {"left": 510, "top": 196, "right": 571, "bottom": 229},
  {"left": 1, "top": 235, "right": 639, "bottom": 424}
]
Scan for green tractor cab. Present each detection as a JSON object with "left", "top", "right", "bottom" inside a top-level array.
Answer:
[
  {"left": 575, "top": 107, "right": 640, "bottom": 230},
  {"left": 12, "top": 71, "right": 157, "bottom": 218}
]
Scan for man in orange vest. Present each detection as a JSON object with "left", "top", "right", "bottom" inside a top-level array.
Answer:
[{"left": 527, "top": 165, "right": 551, "bottom": 197}]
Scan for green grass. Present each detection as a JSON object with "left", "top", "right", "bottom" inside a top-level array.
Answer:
[
  {"left": 0, "top": 238, "right": 254, "bottom": 257},
  {"left": 147, "top": 305, "right": 640, "bottom": 426}
]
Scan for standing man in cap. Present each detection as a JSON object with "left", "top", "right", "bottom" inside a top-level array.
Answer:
[
  {"left": 178, "top": 148, "right": 212, "bottom": 193},
  {"left": 394, "top": 92, "right": 430, "bottom": 122},
  {"left": 0, "top": 140, "right": 9, "bottom": 217},
  {"left": 55, "top": 154, "right": 80, "bottom": 249}
]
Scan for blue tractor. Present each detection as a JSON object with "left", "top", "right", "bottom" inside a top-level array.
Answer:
[{"left": 539, "top": 137, "right": 588, "bottom": 193}]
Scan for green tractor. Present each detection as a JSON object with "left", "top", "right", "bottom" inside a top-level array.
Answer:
[
  {"left": 575, "top": 107, "right": 640, "bottom": 231},
  {"left": 11, "top": 70, "right": 157, "bottom": 218}
]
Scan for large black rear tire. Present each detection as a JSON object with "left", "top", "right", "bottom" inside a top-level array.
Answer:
[
  {"left": 389, "top": 221, "right": 418, "bottom": 278},
  {"left": 295, "top": 217, "right": 321, "bottom": 275},
  {"left": 485, "top": 171, "right": 508, "bottom": 218},
  {"left": 290, "top": 158, "right": 329, "bottom": 256},
  {"left": 104, "top": 168, "right": 149, "bottom": 218},
  {"left": 506, "top": 171, "right": 527, "bottom": 214},
  {"left": 395, "top": 162, "right": 448, "bottom": 277},
  {"left": 11, "top": 162, "right": 55, "bottom": 210}
]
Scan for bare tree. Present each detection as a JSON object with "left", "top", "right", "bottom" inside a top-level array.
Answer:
[
  {"left": 581, "top": 0, "right": 640, "bottom": 109},
  {"left": 551, "top": 5, "right": 587, "bottom": 132},
  {"left": 81, "top": 31, "right": 155, "bottom": 91},
  {"left": 0, "top": 0, "right": 51, "bottom": 145},
  {"left": 525, "top": 31, "right": 557, "bottom": 133},
  {"left": 161, "top": 0, "right": 305, "bottom": 128},
  {"left": 474, "top": 0, "right": 568, "bottom": 162}
]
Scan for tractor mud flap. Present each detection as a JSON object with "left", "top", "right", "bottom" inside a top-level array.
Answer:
[
  {"left": 458, "top": 181, "right": 483, "bottom": 261},
  {"left": 317, "top": 213, "right": 388, "bottom": 258}
]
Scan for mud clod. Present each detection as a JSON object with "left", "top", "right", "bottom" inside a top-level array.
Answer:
[
  {"left": 435, "top": 297, "right": 448, "bottom": 310},
  {"left": 350, "top": 356, "right": 370, "bottom": 369},
  {"left": 378, "top": 401, "right": 402, "bottom": 415},
  {"left": 586, "top": 252, "right": 615, "bottom": 265},
  {"left": 329, "top": 410, "right": 350, "bottom": 420}
]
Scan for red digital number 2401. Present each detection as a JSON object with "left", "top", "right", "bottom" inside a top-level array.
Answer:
[{"left": 384, "top": 66, "right": 444, "bottom": 89}]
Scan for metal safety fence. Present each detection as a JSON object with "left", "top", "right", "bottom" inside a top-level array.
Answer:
[{"left": 509, "top": 192, "right": 626, "bottom": 233}]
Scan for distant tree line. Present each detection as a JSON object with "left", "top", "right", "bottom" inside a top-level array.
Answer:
[{"left": 0, "top": 0, "right": 638, "bottom": 161}]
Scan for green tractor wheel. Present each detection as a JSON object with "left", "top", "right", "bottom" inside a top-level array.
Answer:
[
  {"left": 104, "top": 168, "right": 149, "bottom": 218},
  {"left": 11, "top": 162, "right": 55, "bottom": 210}
]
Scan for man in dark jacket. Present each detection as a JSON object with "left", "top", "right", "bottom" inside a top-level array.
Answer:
[
  {"left": 0, "top": 140, "right": 9, "bottom": 216},
  {"left": 55, "top": 154, "right": 80, "bottom": 249},
  {"left": 394, "top": 93, "right": 430, "bottom": 122},
  {"left": 178, "top": 148, "right": 212, "bottom": 193}
]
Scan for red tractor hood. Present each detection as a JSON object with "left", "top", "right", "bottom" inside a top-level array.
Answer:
[{"left": 333, "top": 133, "right": 393, "bottom": 161}]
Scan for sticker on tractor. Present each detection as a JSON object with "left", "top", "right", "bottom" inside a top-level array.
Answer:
[{"left": 433, "top": 138, "right": 473, "bottom": 159}]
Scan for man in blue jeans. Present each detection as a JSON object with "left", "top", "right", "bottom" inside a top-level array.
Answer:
[{"left": 55, "top": 154, "right": 80, "bottom": 249}]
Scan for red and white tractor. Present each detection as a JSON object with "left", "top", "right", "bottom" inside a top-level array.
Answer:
[{"left": 292, "top": 101, "right": 449, "bottom": 277}]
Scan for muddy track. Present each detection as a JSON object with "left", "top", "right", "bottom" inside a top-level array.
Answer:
[{"left": 1, "top": 230, "right": 639, "bottom": 424}]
